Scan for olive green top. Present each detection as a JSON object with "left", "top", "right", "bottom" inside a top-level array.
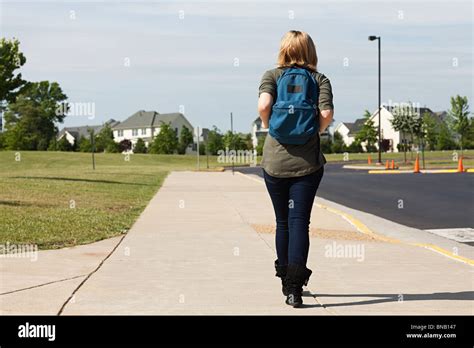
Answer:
[{"left": 258, "top": 67, "right": 334, "bottom": 178}]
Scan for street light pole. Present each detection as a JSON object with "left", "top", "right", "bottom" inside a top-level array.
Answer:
[{"left": 369, "top": 35, "right": 382, "bottom": 164}]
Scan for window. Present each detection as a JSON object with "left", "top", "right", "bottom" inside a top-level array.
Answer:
[
  {"left": 141, "top": 128, "right": 146, "bottom": 135},
  {"left": 132, "top": 129, "right": 138, "bottom": 136},
  {"left": 117, "top": 130, "right": 124, "bottom": 137}
]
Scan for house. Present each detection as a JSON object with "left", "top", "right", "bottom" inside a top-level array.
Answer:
[
  {"left": 57, "top": 119, "right": 120, "bottom": 146},
  {"left": 251, "top": 116, "right": 333, "bottom": 148},
  {"left": 112, "top": 110, "right": 194, "bottom": 150},
  {"left": 334, "top": 105, "right": 448, "bottom": 152},
  {"left": 333, "top": 118, "right": 366, "bottom": 147},
  {"left": 191, "top": 127, "right": 210, "bottom": 152}
]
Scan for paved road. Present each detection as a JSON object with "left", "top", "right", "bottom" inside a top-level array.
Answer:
[{"left": 234, "top": 164, "right": 474, "bottom": 230}]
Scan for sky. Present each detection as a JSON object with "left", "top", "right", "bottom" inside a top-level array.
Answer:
[{"left": 0, "top": 0, "right": 472, "bottom": 133}]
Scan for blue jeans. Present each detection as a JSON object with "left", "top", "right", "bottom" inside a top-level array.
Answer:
[{"left": 263, "top": 166, "right": 324, "bottom": 266}]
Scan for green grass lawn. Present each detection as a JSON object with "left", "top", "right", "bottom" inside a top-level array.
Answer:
[
  {"left": 324, "top": 149, "right": 474, "bottom": 168},
  {"left": 0, "top": 151, "right": 226, "bottom": 249}
]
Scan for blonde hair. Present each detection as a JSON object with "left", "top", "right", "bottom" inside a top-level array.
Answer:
[{"left": 277, "top": 30, "right": 317, "bottom": 72}]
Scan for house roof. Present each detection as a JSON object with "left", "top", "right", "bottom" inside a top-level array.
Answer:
[
  {"left": 344, "top": 118, "right": 366, "bottom": 136},
  {"left": 113, "top": 110, "right": 192, "bottom": 130},
  {"left": 57, "top": 118, "right": 119, "bottom": 140}
]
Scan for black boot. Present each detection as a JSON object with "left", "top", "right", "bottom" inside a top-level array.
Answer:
[
  {"left": 285, "top": 264, "right": 312, "bottom": 308},
  {"left": 274, "top": 259, "right": 289, "bottom": 296}
]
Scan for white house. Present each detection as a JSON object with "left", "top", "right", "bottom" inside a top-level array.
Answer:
[
  {"left": 333, "top": 122, "right": 351, "bottom": 146},
  {"left": 112, "top": 110, "right": 194, "bottom": 150},
  {"left": 57, "top": 119, "right": 120, "bottom": 146},
  {"left": 334, "top": 105, "right": 447, "bottom": 152}
]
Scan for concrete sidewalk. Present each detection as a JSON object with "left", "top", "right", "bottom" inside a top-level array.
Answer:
[{"left": 2, "top": 171, "right": 472, "bottom": 315}]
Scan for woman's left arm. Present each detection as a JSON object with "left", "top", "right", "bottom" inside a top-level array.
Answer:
[{"left": 317, "top": 74, "right": 334, "bottom": 133}]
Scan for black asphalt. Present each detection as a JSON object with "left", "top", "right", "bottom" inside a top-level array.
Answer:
[{"left": 233, "top": 163, "right": 474, "bottom": 230}]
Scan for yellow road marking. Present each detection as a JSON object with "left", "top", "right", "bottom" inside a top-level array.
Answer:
[
  {"left": 411, "top": 243, "right": 474, "bottom": 266},
  {"left": 368, "top": 170, "right": 405, "bottom": 174},
  {"left": 368, "top": 169, "right": 472, "bottom": 174}
]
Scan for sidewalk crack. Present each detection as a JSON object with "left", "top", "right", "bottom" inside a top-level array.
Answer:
[
  {"left": 57, "top": 233, "right": 127, "bottom": 315},
  {"left": 0, "top": 274, "right": 86, "bottom": 296}
]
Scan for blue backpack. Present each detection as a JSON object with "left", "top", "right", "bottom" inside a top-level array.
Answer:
[{"left": 269, "top": 67, "right": 319, "bottom": 145}]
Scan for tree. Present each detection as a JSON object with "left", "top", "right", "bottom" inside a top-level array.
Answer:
[
  {"left": 391, "top": 102, "right": 418, "bottom": 163},
  {"left": 346, "top": 141, "right": 363, "bottom": 153},
  {"left": 119, "top": 139, "right": 132, "bottom": 152},
  {"left": 256, "top": 134, "right": 266, "bottom": 156},
  {"left": 0, "top": 132, "right": 5, "bottom": 149},
  {"left": 320, "top": 136, "right": 333, "bottom": 153},
  {"left": 465, "top": 118, "right": 474, "bottom": 149},
  {"left": 134, "top": 138, "right": 147, "bottom": 153},
  {"left": 3, "top": 81, "right": 68, "bottom": 150},
  {"left": 95, "top": 124, "right": 115, "bottom": 152},
  {"left": 422, "top": 112, "right": 439, "bottom": 150},
  {"left": 206, "top": 126, "right": 224, "bottom": 155},
  {"left": 0, "top": 38, "right": 27, "bottom": 111},
  {"left": 436, "top": 122, "right": 456, "bottom": 150},
  {"left": 149, "top": 122, "right": 178, "bottom": 154},
  {"left": 222, "top": 131, "right": 249, "bottom": 151},
  {"left": 57, "top": 136, "right": 74, "bottom": 151},
  {"left": 77, "top": 135, "right": 92, "bottom": 152},
  {"left": 448, "top": 95, "right": 470, "bottom": 155},
  {"left": 331, "top": 132, "right": 346, "bottom": 153},
  {"left": 177, "top": 125, "right": 193, "bottom": 154},
  {"left": 106, "top": 141, "right": 120, "bottom": 153},
  {"left": 355, "top": 110, "right": 377, "bottom": 152}
]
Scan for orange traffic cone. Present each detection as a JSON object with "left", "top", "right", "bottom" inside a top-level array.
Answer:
[
  {"left": 391, "top": 159, "right": 396, "bottom": 170},
  {"left": 368, "top": 154, "right": 372, "bottom": 165},
  {"left": 413, "top": 155, "right": 420, "bottom": 173},
  {"left": 385, "top": 160, "right": 389, "bottom": 170},
  {"left": 457, "top": 156, "right": 464, "bottom": 173}
]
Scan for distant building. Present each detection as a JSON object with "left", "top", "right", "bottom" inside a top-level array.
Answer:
[
  {"left": 334, "top": 105, "right": 448, "bottom": 152},
  {"left": 57, "top": 119, "right": 120, "bottom": 146},
  {"left": 112, "top": 110, "right": 194, "bottom": 152},
  {"left": 333, "top": 118, "right": 366, "bottom": 147},
  {"left": 251, "top": 117, "right": 268, "bottom": 148}
]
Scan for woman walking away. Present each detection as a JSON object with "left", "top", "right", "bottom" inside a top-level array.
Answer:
[{"left": 257, "top": 30, "right": 334, "bottom": 308}]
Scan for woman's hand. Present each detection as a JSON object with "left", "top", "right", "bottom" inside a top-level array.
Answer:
[
  {"left": 319, "top": 109, "right": 334, "bottom": 133},
  {"left": 258, "top": 92, "right": 273, "bottom": 129}
]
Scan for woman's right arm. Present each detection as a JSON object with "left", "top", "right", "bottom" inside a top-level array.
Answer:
[{"left": 258, "top": 70, "right": 276, "bottom": 129}]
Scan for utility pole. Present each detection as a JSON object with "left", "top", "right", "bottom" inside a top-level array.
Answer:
[
  {"left": 196, "top": 126, "right": 200, "bottom": 171},
  {"left": 90, "top": 130, "right": 96, "bottom": 170},
  {"left": 230, "top": 112, "right": 234, "bottom": 175}
]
